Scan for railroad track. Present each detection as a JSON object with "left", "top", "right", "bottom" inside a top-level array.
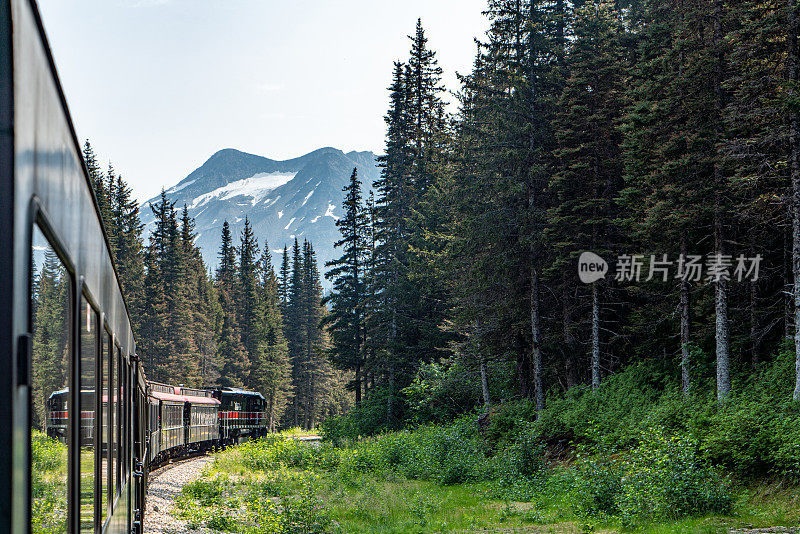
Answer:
[{"left": 144, "top": 454, "right": 215, "bottom": 534}]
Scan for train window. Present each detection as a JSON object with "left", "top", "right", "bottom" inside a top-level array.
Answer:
[
  {"left": 122, "top": 359, "right": 127, "bottom": 484},
  {"left": 115, "top": 346, "right": 122, "bottom": 497},
  {"left": 30, "top": 225, "right": 71, "bottom": 534},
  {"left": 101, "top": 330, "right": 110, "bottom": 522},
  {"left": 79, "top": 296, "right": 97, "bottom": 533},
  {"left": 108, "top": 334, "right": 116, "bottom": 510}
]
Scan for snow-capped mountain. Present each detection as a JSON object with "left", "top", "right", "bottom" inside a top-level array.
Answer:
[{"left": 141, "top": 147, "right": 380, "bottom": 286}]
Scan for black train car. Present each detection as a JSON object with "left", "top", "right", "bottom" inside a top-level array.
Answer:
[
  {"left": 147, "top": 382, "right": 220, "bottom": 464},
  {"left": 46, "top": 388, "right": 97, "bottom": 445},
  {"left": 212, "top": 388, "right": 268, "bottom": 444},
  {"left": 0, "top": 0, "right": 148, "bottom": 532}
]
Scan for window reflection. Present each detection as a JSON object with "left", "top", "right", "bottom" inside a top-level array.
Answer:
[
  {"left": 79, "top": 296, "right": 96, "bottom": 533},
  {"left": 31, "top": 225, "right": 70, "bottom": 534},
  {"left": 102, "top": 331, "right": 110, "bottom": 522},
  {"left": 110, "top": 344, "right": 117, "bottom": 503},
  {"left": 116, "top": 346, "right": 122, "bottom": 497}
]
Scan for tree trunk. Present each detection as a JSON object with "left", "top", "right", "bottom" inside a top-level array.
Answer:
[
  {"left": 531, "top": 266, "right": 544, "bottom": 411},
  {"left": 713, "top": 0, "right": 730, "bottom": 402},
  {"left": 714, "top": 226, "right": 730, "bottom": 401},
  {"left": 387, "top": 310, "right": 397, "bottom": 423},
  {"left": 680, "top": 236, "right": 691, "bottom": 395},
  {"left": 563, "top": 278, "right": 577, "bottom": 389},
  {"left": 750, "top": 273, "right": 759, "bottom": 368},
  {"left": 473, "top": 320, "right": 491, "bottom": 406},
  {"left": 528, "top": 0, "right": 544, "bottom": 412},
  {"left": 591, "top": 282, "right": 600, "bottom": 391},
  {"left": 789, "top": 0, "right": 800, "bottom": 401},
  {"left": 480, "top": 354, "right": 491, "bottom": 407},
  {"left": 355, "top": 361, "right": 362, "bottom": 407},
  {"left": 787, "top": 225, "right": 794, "bottom": 341},
  {"left": 714, "top": 226, "right": 731, "bottom": 402}
]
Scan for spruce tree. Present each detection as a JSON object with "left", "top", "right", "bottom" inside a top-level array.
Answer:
[
  {"left": 215, "top": 221, "right": 249, "bottom": 387},
  {"left": 255, "top": 245, "right": 291, "bottom": 430},
  {"left": 548, "top": 0, "right": 627, "bottom": 390},
  {"left": 237, "top": 217, "right": 263, "bottom": 369},
  {"left": 325, "top": 168, "right": 369, "bottom": 406},
  {"left": 279, "top": 245, "right": 291, "bottom": 310}
]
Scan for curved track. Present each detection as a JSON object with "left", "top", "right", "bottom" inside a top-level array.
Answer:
[{"left": 144, "top": 454, "right": 215, "bottom": 534}]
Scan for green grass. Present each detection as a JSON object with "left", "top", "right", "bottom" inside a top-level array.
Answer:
[
  {"left": 278, "top": 427, "right": 321, "bottom": 438},
  {"left": 170, "top": 433, "right": 800, "bottom": 533},
  {"left": 31, "top": 430, "right": 68, "bottom": 534}
]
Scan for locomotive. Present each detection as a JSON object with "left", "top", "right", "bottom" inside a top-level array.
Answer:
[{"left": 0, "top": 1, "right": 271, "bottom": 533}]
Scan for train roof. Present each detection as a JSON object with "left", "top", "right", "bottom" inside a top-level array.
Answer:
[
  {"left": 147, "top": 381, "right": 220, "bottom": 405},
  {"left": 216, "top": 388, "right": 265, "bottom": 399},
  {"left": 149, "top": 389, "right": 220, "bottom": 406}
]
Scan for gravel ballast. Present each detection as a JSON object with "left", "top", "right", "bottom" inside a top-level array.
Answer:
[{"left": 144, "top": 455, "right": 214, "bottom": 534}]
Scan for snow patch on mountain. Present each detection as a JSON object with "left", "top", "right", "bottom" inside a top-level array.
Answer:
[
  {"left": 325, "top": 203, "right": 339, "bottom": 220},
  {"left": 167, "top": 179, "right": 196, "bottom": 194},
  {"left": 189, "top": 171, "right": 297, "bottom": 209},
  {"left": 302, "top": 190, "right": 314, "bottom": 206}
]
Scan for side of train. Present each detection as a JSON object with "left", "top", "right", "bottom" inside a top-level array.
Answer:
[
  {"left": 47, "top": 382, "right": 270, "bottom": 464},
  {"left": 143, "top": 384, "right": 268, "bottom": 463},
  {"left": 0, "top": 1, "right": 269, "bottom": 533}
]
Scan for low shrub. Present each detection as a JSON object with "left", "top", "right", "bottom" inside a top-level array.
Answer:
[
  {"left": 205, "top": 507, "right": 236, "bottom": 531},
  {"left": 238, "top": 436, "right": 341, "bottom": 472},
  {"left": 281, "top": 486, "right": 331, "bottom": 534},
  {"left": 568, "top": 427, "right": 732, "bottom": 524},
  {"left": 619, "top": 427, "right": 732, "bottom": 524},
  {"left": 182, "top": 476, "right": 226, "bottom": 506}
]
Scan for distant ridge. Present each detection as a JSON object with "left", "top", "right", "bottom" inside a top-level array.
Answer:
[{"left": 141, "top": 147, "right": 380, "bottom": 287}]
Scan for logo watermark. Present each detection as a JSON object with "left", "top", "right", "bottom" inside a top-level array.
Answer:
[
  {"left": 578, "top": 251, "right": 608, "bottom": 283},
  {"left": 578, "top": 253, "right": 762, "bottom": 284}
]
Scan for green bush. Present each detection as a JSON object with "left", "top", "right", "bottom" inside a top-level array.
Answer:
[
  {"left": 699, "top": 399, "right": 780, "bottom": 478},
  {"left": 619, "top": 428, "right": 732, "bottom": 524},
  {"left": 491, "top": 424, "right": 547, "bottom": 487},
  {"left": 182, "top": 476, "right": 226, "bottom": 506},
  {"left": 401, "top": 360, "right": 482, "bottom": 425},
  {"left": 238, "top": 436, "right": 341, "bottom": 472},
  {"left": 205, "top": 507, "right": 236, "bottom": 531},
  {"left": 31, "top": 431, "right": 65, "bottom": 473},
  {"left": 281, "top": 486, "right": 331, "bottom": 534},
  {"left": 573, "top": 452, "right": 623, "bottom": 517},
  {"left": 533, "top": 361, "right": 674, "bottom": 451},
  {"left": 397, "top": 419, "right": 489, "bottom": 484},
  {"left": 30, "top": 431, "right": 67, "bottom": 534},
  {"left": 481, "top": 401, "right": 538, "bottom": 453}
]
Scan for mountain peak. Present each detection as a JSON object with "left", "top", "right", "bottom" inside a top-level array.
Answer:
[{"left": 142, "top": 147, "right": 379, "bottom": 288}]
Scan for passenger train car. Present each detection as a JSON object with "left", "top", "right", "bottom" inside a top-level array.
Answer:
[
  {"left": 146, "top": 383, "right": 220, "bottom": 464},
  {"left": 0, "top": 2, "right": 268, "bottom": 533}
]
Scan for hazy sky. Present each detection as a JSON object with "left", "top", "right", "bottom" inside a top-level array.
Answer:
[{"left": 36, "top": 0, "right": 489, "bottom": 203}]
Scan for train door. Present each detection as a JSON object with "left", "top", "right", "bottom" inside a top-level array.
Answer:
[{"left": 183, "top": 402, "right": 190, "bottom": 450}]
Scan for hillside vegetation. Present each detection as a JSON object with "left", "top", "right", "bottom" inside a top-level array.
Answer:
[{"left": 172, "top": 351, "right": 800, "bottom": 533}]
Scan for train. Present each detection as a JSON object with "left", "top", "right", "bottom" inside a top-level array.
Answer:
[
  {"left": 0, "top": 1, "right": 273, "bottom": 533},
  {"left": 46, "top": 384, "right": 269, "bottom": 461}
]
